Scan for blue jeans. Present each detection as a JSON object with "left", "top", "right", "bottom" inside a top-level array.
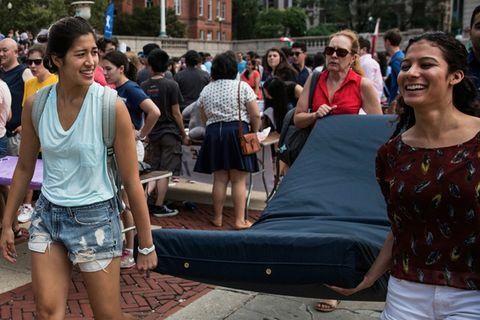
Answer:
[{"left": 28, "top": 194, "right": 123, "bottom": 267}]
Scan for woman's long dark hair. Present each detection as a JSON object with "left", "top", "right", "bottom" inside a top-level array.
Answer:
[
  {"left": 391, "top": 32, "right": 480, "bottom": 138},
  {"left": 263, "top": 77, "right": 289, "bottom": 131},
  {"left": 265, "top": 47, "right": 297, "bottom": 82},
  {"left": 103, "top": 51, "right": 137, "bottom": 82}
]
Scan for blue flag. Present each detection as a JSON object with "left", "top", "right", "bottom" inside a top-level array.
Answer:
[{"left": 104, "top": 2, "right": 114, "bottom": 39}]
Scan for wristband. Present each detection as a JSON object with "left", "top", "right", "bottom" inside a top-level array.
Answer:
[{"left": 138, "top": 244, "right": 155, "bottom": 255}]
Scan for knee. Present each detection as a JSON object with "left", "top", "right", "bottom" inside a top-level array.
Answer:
[{"left": 36, "top": 304, "right": 64, "bottom": 320}]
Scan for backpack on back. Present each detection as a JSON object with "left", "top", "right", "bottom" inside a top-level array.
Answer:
[
  {"left": 277, "top": 70, "right": 321, "bottom": 167},
  {"left": 31, "top": 84, "right": 123, "bottom": 210}
]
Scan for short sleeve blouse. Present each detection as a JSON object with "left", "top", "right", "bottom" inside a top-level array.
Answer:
[{"left": 199, "top": 80, "right": 257, "bottom": 126}]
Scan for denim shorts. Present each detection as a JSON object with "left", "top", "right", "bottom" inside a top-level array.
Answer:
[{"left": 28, "top": 194, "right": 123, "bottom": 271}]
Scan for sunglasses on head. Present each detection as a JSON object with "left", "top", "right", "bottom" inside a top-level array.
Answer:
[
  {"left": 26, "top": 59, "right": 43, "bottom": 66},
  {"left": 292, "top": 51, "right": 303, "bottom": 57},
  {"left": 323, "top": 46, "right": 350, "bottom": 58}
]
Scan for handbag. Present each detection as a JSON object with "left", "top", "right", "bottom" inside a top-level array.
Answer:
[{"left": 237, "top": 81, "right": 261, "bottom": 155}]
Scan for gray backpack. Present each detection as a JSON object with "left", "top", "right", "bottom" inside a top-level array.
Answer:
[{"left": 31, "top": 84, "right": 123, "bottom": 210}]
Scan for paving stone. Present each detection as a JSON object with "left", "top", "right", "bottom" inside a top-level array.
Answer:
[{"left": 0, "top": 204, "right": 259, "bottom": 319}]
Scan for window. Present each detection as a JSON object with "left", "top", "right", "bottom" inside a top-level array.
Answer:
[
  {"left": 200, "top": 30, "right": 205, "bottom": 39},
  {"left": 221, "top": 1, "right": 226, "bottom": 18},
  {"left": 145, "top": 0, "right": 153, "bottom": 8},
  {"left": 199, "top": 0, "right": 203, "bottom": 16},
  {"left": 207, "top": 0, "right": 212, "bottom": 20},
  {"left": 217, "top": 31, "right": 221, "bottom": 40},
  {"left": 216, "top": 0, "right": 220, "bottom": 18},
  {"left": 207, "top": 31, "right": 212, "bottom": 41},
  {"left": 174, "top": 0, "right": 181, "bottom": 15}
]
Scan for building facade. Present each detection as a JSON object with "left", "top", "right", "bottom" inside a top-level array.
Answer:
[{"left": 118, "top": 0, "right": 232, "bottom": 40}]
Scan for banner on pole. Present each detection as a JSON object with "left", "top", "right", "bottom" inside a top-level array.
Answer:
[{"left": 104, "top": 1, "right": 114, "bottom": 39}]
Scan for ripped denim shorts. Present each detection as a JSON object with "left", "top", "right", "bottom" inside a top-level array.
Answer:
[{"left": 28, "top": 194, "right": 123, "bottom": 272}]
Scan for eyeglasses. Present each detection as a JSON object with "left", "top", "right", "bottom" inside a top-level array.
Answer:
[
  {"left": 292, "top": 51, "right": 303, "bottom": 57},
  {"left": 26, "top": 59, "right": 43, "bottom": 66},
  {"left": 323, "top": 46, "right": 351, "bottom": 58}
]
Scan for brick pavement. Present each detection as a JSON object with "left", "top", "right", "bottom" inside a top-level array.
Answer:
[{"left": 0, "top": 203, "right": 261, "bottom": 320}]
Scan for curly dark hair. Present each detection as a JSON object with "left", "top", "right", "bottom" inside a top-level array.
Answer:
[{"left": 391, "top": 32, "right": 480, "bottom": 138}]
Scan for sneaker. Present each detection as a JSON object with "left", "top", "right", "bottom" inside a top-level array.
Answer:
[
  {"left": 18, "top": 204, "right": 34, "bottom": 223},
  {"left": 149, "top": 204, "right": 179, "bottom": 217},
  {"left": 120, "top": 249, "right": 135, "bottom": 269}
]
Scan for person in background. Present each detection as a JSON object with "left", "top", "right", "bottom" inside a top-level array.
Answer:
[
  {"left": 167, "top": 57, "right": 181, "bottom": 79},
  {"left": 0, "top": 16, "right": 157, "bottom": 319},
  {"left": 240, "top": 58, "right": 262, "bottom": 100},
  {"left": 125, "top": 51, "right": 143, "bottom": 78},
  {"left": 203, "top": 52, "right": 212, "bottom": 74},
  {"left": 384, "top": 28, "right": 404, "bottom": 104},
  {"left": 194, "top": 53, "right": 261, "bottom": 230},
  {"left": 142, "top": 48, "right": 188, "bottom": 217},
  {"left": 137, "top": 43, "right": 160, "bottom": 84},
  {"left": 97, "top": 36, "right": 118, "bottom": 60},
  {"left": 174, "top": 50, "right": 210, "bottom": 112},
  {"left": 102, "top": 51, "right": 160, "bottom": 269},
  {"left": 291, "top": 42, "right": 311, "bottom": 86},
  {"left": 17, "top": 44, "right": 58, "bottom": 224},
  {"left": 0, "top": 78, "right": 11, "bottom": 236},
  {"left": 264, "top": 47, "right": 297, "bottom": 83},
  {"left": 329, "top": 31, "right": 480, "bottom": 320},
  {"left": 294, "top": 30, "right": 382, "bottom": 313},
  {"left": 262, "top": 77, "right": 301, "bottom": 132},
  {"left": 312, "top": 52, "right": 325, "bottom": 72},
  {"left": 358, "top": 37, "right": 384, "bottom": 100},
  {"left": 467, "top": 5, "right": 480, "bottom": 98},
  {"left": 236, "top": 51, "right": 247, "bottom": 74}
]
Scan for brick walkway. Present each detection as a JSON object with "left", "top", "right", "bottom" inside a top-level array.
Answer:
[{"left": 0, "top": 203, "right": 261, "bottom": 319}]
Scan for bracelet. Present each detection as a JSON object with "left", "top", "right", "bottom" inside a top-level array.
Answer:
[{"left": 138, "top": 244, "right": 155, "bottom": 255}]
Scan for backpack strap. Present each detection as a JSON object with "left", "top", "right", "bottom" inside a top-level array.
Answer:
[
  {"left": 31, "top": 84, "right": 55, "bottom": 135},
  {"left": 101, "top": 86, "right": 123, "bottom": 211},
  {"left": 307, "top": 70, "right": 321, "bottom": 112},
  {"left": 278, "top": 108, "right": 296, "bottom": 146},
  {"left": 102, "top": 86, "right": 118, "bottom": 150}
]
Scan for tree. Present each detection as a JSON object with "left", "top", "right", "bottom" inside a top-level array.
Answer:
[
  {"left": 255, "top": 8, "right": 307, "bottom": 39},
  {"left": 232, "top": 0, "right": 259, "bottom": 40},
  {"left": 0, "top": 0, "right": 68, "bottom": 34},
  {"left": 114, "top": 6, "right": 185, "bottom": 38}
]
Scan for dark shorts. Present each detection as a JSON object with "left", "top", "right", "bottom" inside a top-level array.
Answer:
[{"left": 145, "top": 134, "right": 182, "bottom": 175}]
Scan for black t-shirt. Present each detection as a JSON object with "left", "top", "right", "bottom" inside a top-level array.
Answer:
[
  {"left": 173, "top": 67, "right": 210, "bottom": 110},
  {"left": 141, "top": 77, "right": 183, "bottom": 141}
]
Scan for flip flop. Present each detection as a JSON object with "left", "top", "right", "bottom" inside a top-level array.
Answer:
[{"left": 315, "top": 300, "right": 340, "bottom": 312}]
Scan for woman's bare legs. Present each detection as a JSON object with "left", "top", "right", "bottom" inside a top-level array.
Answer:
[
  {"left": 212, "top": 170, "right": 229, "bottom": 227},
  {"left": 230, "top": 169, "right": 252, "bottom": 229},
  {"left": 31, "top": 244, "right": 72, "bottom": 320},
  {"left": 82, "top": 258, "right": 135, "bottom": 319}
]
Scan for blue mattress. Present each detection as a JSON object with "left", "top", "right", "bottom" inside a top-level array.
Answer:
[{"left": 144, "top": 115, "right": 396, "bottom": 301}]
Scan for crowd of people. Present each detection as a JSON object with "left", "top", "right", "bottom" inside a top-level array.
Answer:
[{"left": 0, "top": 5, "right": 478, "bottom": 318}]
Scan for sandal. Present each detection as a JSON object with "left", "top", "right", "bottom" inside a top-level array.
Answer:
[{"left": 315, "top": 300, "right": 340, "bottom": 313}]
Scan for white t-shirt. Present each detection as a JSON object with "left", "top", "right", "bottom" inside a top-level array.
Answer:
[
  {"left": 199, "top": 79, "right": 257, "bottom": 126},
  {"left": 0, "top": 80, "right": 12, "bottom": 138}
]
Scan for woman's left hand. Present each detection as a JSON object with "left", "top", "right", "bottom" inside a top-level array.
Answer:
[
  {"left": 136, "top": 251, "right": 158, "bottom": 276},
  {"left": 324, "top": 276, "right": 373, "bottom": 296}
]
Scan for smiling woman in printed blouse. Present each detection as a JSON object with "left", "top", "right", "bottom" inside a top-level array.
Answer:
[{"left": 328, "top": 32, "right": 480, "bottom": 319}]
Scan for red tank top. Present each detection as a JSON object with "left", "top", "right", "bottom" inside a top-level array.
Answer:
[{"left": 311, "top": 69, "right": 362, "bottom": 115}]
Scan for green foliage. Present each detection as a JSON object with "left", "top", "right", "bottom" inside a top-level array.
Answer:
[
  {"left": 114, "top": 6, "right": 185, "bottom": 38},
  {"left": 232, "top": 0, "right": 259, "bottom": 40},
  {"left": 305, "top": 24, "right": 337, "bottom": 36},
  {"left": 255, "top": 8, "right": 306, "bottom": 39},
  {"left": 0, "top": 0, "right": 69, "bottom": 34},
  {"left": 283, "top": 7, "right": 307, "bottom": 36}
]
